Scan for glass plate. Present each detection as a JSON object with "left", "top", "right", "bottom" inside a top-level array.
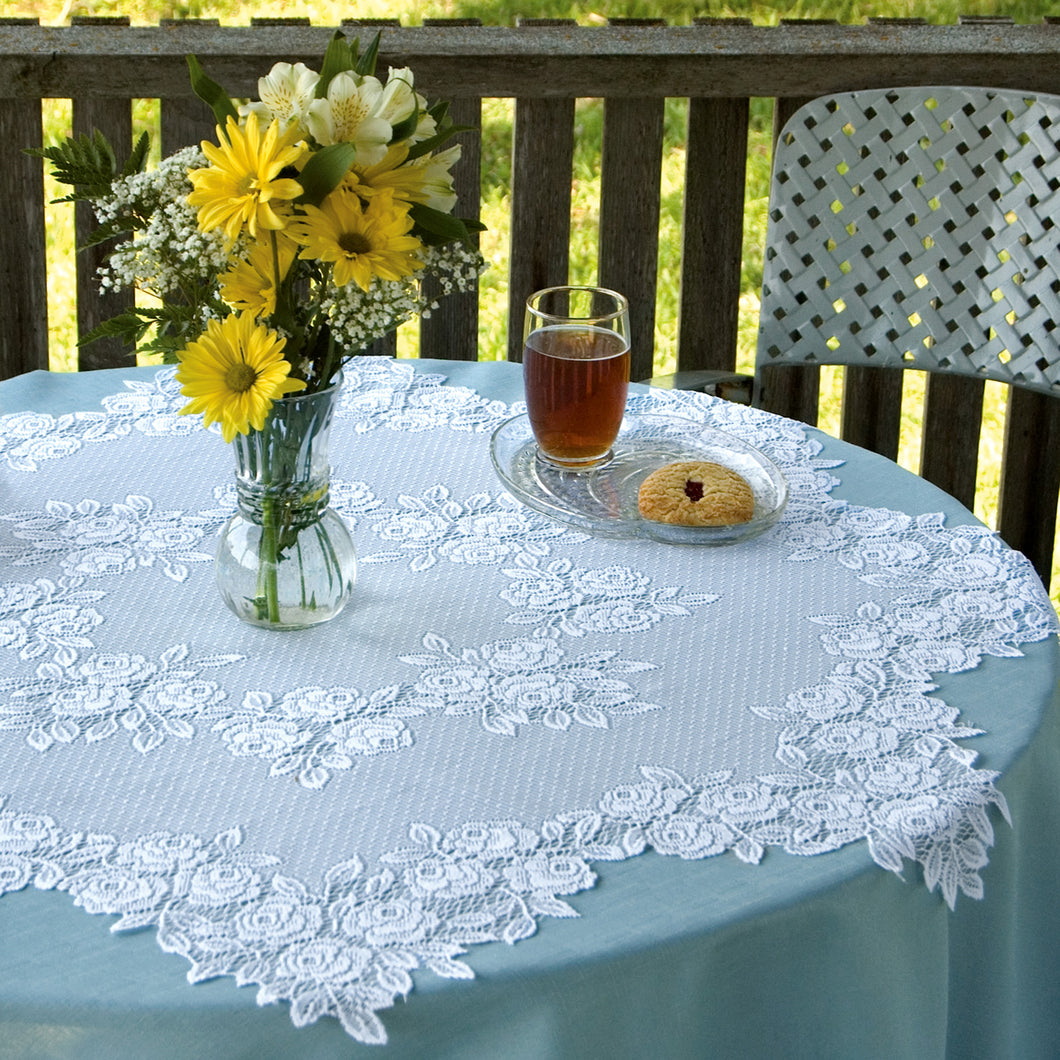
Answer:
[{"left": 490, "top": 412, "right": 788, "bottom": 544}]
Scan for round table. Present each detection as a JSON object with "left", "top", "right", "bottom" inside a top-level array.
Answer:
[{"left": 1, "top": 360, "right": 1057, "bottom": 1060}]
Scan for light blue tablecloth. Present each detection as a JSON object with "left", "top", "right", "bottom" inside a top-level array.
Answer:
[{"left": 1, "top": 361, "right": 1057, "bottom": 1060}]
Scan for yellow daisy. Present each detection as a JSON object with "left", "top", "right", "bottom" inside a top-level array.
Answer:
[
  {"left": 219, "top": 234, "right": 298, "bottom": 318},
  {"left": 187, "top": 114, "right": 305, "bottom": 242},
  {"left": 349, "top": 144, "right": 416, "bottom": 197},
  {"left": 287, "top": 188, "right": 423, "bottom": 292},
  {"left": 176, "top": 312, "right": 306, "bottom": 442}
]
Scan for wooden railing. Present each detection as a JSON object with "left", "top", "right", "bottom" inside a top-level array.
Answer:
[{"left": 2, "top": 17, "right": 1058, "bottom": 383}]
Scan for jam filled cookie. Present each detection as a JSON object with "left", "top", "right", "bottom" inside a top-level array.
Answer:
[{"left": 637, "top": 460, "right": 754, "bottom": 526}]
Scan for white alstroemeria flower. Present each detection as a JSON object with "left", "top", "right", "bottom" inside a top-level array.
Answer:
[
  {"left": 240, "top": 62, "right": 320, "bottom": 135},
  {"left": 306, "top": 71, "right": 392, "bottom": 165},
  {"left": 414, "top": 145, "right": 462, "bottom": 212},
  {"left": 377, "top": 67, "right": 418, "bottom": 127},
  {"left": 412, "top": 100, "right": 438, "bottom": 143}
]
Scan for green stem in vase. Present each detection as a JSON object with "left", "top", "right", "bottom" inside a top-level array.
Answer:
[
  {"left": 296, "top": 537, "right": 309, "bottom": 610},
  {"left": 259, "top": 494, "right": 282, "bottom": 624},
  {"left": 218, "top": 377, "right": 355, "bottom": 630},
  {"left": 317, "top": 521, "right": 341, "bottom": 592},
  {"left": 312, "top": 265, "right": 342, "bottom": 387}
]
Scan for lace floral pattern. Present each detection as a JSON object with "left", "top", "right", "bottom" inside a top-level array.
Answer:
[
  {"left": 212, "top": 685, "right": 417, "bottom": 790},
  {"left": 0, "top": 722, "right": 1013, "bottom": 1043},
  {"left": 0, "top": 578, "right": 106, "bottom": 665},
  {"left": 399, "top": 630, "right": 660, "bottom": 737},
  {"left": 1, "top": 362, "right": 1056, "bottom": 1046},
  {"left": 2, "top": 620, "right": 668, "bottom": 783},
  {"left": 202, "top": 627, "right": 664, "bottom": 786},
  {"left": 0, "top": 644, "right": 243, "bottom": 754},
  {"left": 0, "top": 360, "right": 510, "bottom": 471},
  {"left": 99, "top": 371, "right": 204, "bottom": 436},
  {"left": 0, "top": 410, "right": 131, "bottom": 471},
  {"left": 361, "top": 485, "right": 586, "bottom": 571},
  {"left": 337, "top": 358, "right": 510, "bottom": 434},
  {"left": 0, "top": 797, "right": 597, "bottom": 1044},
  {"left": 500, "top": 554, "right": 719, "bottom": 635},
  {"left": 1, "top": 495, "right": 215, "bottom": 583}
]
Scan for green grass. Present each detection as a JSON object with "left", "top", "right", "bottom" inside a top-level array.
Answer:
[
  {"left": 6, "top": 0, "right": 1058, "bottom": 599},
  {"left": 5, "top": 0, "right": 1055, "bottom": 25}
]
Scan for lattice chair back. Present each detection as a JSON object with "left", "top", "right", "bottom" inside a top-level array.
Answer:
[{"left": 757, "top": 86, "right": 1060, "bottom": 396}]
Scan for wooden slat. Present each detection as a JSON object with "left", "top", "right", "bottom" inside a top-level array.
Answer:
[
  {"left": 919, "top": 372, "right": 984, "bottom": 510},
  {"left": 70, "top": 17, "right": 133, "bottom": 372},
  {"left": 418, "top": 95, "right": 482, "bottom": 362},
  {"left": 756, "top": 364, "right": 821, "bottom": 424},
  {"left": 72, "top": 95, "right": 134, "bottom": 371},
  {"left": 0, "top": 18, "right": 47, "bottom": 378},
  {"left": 419, "top": 21, "right": 482, "bottom": 362},
  {"left": 675, "top": 18, "right": 753, "bottom": 379},
  {"left": 506, "top": 21, "right": 577, "bottom": 363},
  {"left": 160, "top": 95, "right": 217, "bottom": 156},
  {"left": 840, "top": 366, "right": 904, "bottom": 461},
  {"left": 0, "top": 102, "right": 47, "bottom": 377},
  {"left": 159, "top": 20, "right": 221, "bottom": 155},
  {"left": 507, "top": 95, "right": 574, "bottom": 362},
  {"left": 756, "top": 89, "right": 820, "bottom": 423},
  {"left": 998, "top": 387, "right": 1060, "bottom": 584},
  {"left": 957, "top": 15, "right": 1016, "bottom": 25},
  {"left": 363, "top": 334, "right": 398, "bottom": 358},
  {"left": 598, "top": 23, "right": 666, "bottom": 381},
  {"left": 598, "top": 93, "right": 663, "bottom": 379},
  {"left": 678, "top": 100, "right": 748, "bottom": 376}
]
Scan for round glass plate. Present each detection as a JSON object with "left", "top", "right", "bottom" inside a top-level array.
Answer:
[{"left": 490, "top": 412, "right": 789, "bottom": 544}]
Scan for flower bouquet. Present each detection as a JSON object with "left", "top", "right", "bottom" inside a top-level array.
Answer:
[{"left": 35, "top": 31, "right": 485, "bottom": 629}]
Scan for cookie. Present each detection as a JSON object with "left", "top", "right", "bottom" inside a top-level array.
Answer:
[{"left": 637, "top": 460, "right": 754, "bottom": 526}]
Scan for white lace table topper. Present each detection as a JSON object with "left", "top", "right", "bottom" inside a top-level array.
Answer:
[{"left": 0, "top": 359, "right": 1055, "bottom": 1045}]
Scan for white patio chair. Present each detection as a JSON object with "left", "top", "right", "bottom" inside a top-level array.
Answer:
[{"left": 755, "top": 85, "right": 1060, "bottom": 584}]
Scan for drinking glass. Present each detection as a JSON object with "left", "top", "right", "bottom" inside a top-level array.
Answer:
[{"left": 522, "top": 285, "right": 631, "bottom": 470}]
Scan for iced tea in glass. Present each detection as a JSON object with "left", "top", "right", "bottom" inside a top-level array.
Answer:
[{"left": 523, "top": 286, "right": 630, "bottom": 469}]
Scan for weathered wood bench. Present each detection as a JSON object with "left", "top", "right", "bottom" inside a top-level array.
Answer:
[{"left": 3, "top": 16, "right": 1060, "bottom": 583}]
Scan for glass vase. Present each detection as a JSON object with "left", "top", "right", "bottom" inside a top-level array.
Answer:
[{"left": 215, "top": 377, "right": 357, "bottom": 630}]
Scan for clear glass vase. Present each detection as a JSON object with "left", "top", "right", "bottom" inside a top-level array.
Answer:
[{"left": 214, "top": 377, "right": 357, "bottom": 630}]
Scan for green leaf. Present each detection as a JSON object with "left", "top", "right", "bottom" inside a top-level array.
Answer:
[
  {"left": 79, "top": 304, "right": 205, "bottom": 352},
  {"left": 409, "top": 203, "right": 482, "bottom": 246},
  {"left": 80, "top": 215, "right": 145, "bottom": 247},
  {"left": 122, "top": 131, "right": 151, "bottom": 177},
  {"left": 405, "top": 124, "right": 474, "bottom": 162},
  {"left": 355, "top": 31, "right": 381, "bottom": 77},
  {"left": 25, "top": 128, "right": 148, "bottom": 202},
  {"left": 140, "top": 336, "right": 188, "bottom": 363},
  {"left": 186, "top": 54, "right": 239, "bottom": 129},
  {"left": 317, "top": 29, "right": 355, "bottom": 97},
  {"left": 296, "top": 142, "right": 358, "bottom": 206},
  {"left": 89, "top": 130, "right": 116, "bottom": 174},
  {"left": 79, "top": 309, "right": 159, "bottom": 348}
]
